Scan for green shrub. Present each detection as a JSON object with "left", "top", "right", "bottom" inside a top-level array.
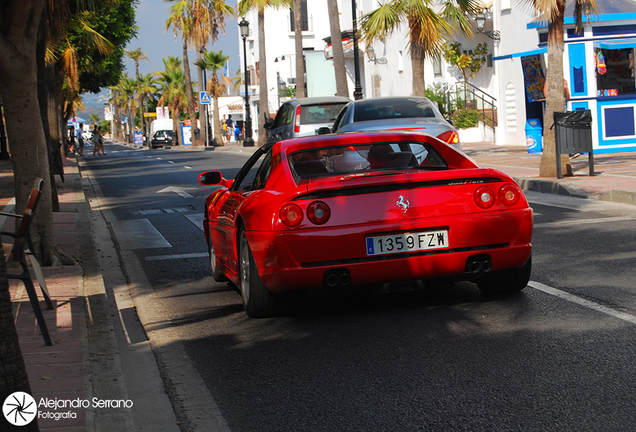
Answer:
[{"left": 451, "top": 109, "right": 479, "bottom": 129}]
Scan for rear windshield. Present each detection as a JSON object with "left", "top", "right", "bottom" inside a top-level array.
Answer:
[
  {"left": 354, "top": 100, "right": 436, "bottom": 122},
  {"left": 300, "top": 103, "right": 347, "bottom": 125},
  {"left": 289, "top": 142, "right": 447, "bottom": 180}
]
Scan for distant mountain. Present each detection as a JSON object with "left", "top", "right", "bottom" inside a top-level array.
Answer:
[{"left": 76, "top": 90, "right": 110, "bottom": 121}]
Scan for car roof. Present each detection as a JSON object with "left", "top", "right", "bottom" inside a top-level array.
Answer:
[
  {"left": 290, "top": 96, "right": 351, "bottom": 106},
  {"left": 346, "top": 96, "right": 434, "bottom": 106}
]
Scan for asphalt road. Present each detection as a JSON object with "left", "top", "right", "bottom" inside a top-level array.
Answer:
[{"left": 82, "top": 142, "right": 636, "bottom": 432}]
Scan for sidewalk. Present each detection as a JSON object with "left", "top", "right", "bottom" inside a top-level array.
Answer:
[{"left": 3, "top": 139, "right": 636, "bottom": 431}]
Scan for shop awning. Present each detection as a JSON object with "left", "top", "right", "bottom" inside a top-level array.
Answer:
[
  {"left": 492, "top": 47, "right": 547, "bottom": 61},
  {"left": 594, "top": 38, "right": 636, "bottom": 49}
]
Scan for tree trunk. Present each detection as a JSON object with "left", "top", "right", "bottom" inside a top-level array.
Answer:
[
  {"left": 540, "top": 3, "right": 572, "bottom": 178},
  {"left": 0, "top": 246, "right": 40, "bottom": 432},
  {"left": 411, "top": 34, "right": 426, "bottom": 97},
  {"left": 172, "top": 107, "right": 183, "bottom": 146},
  {"left": 258, "top": 10, "right": 269, "bottom": 147},
  {"left": 293, "top": 0, "right": 306, "bottom": 98},
  {"left": 328, "top": 0, "right": 349, "bottom": 97},
  {"left": 182, "top": 42, "right": 198, "bottom": 146},
  {"left": 212, "top": 75, "right": 223, "bottom": 146},
  {"left": 0, "top": 1, "right": 57, "bottom": 266}
]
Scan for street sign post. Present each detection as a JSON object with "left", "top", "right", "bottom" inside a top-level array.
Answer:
[{"left": 199, "top": 91, "right": 211, "bottom": 105}]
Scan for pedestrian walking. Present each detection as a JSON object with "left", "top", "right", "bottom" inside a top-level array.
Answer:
[
  {"left": 221, "top": 114, "right": 228, "bottom": 144},
  {"left": 77, "top": 123, "right": 84, "bottom": 156},
  {"left": 234, "top": 124, "right": 242, "bottom": 142},
  {"left": 226, "top": 115, "right": 234, "bottom": 142},
  {"left": 92, "top": 126, "right": 105, "bottom": 156},
  {"left": 67, "top": 126, "right": 76, "bottom": 154}
]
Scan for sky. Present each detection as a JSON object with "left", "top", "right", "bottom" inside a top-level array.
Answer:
[{"left": 123, "top": 0, "right": 241, "bottom": 78}]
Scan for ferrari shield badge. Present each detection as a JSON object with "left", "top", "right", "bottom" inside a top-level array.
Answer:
[{"left": 397, "top": 195, "right": 409, "bottom": 213}]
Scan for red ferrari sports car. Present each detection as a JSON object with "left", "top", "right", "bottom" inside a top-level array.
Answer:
[{"left": 199, "top": 131, "right": 533, "bottom": 317}]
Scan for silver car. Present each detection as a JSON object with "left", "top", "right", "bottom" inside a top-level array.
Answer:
[
  {"left": 329, "top": 96, "right": 461, "bottom": 151},
  {"left": 265, "top": 97, "right": 350, "bottom": 144}
]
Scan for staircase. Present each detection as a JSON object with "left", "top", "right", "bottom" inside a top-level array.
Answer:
[{"left": 442, "top": 82, "right": 498, "bottom": 137}]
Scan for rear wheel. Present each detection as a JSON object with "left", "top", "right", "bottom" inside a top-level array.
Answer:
[
  {"left": 239, "top": 228, "right": 278, "bottom": 317},
  {"left": 477, "top": 255, "right": 532, "bottom": 295}
]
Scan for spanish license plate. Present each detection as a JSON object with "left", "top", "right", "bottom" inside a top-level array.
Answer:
[{"left": 366, "top": 230, "right": 449, "bottom": 256}]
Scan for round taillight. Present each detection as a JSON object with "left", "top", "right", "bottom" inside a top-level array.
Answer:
[
  {"left": 499, "top": 183, "right": 521, "bottom": 206},
  {"left": 474, "top": 186, "right": 496, "bottom": 209},
  {"left": 307, "top": 201, "right": 331, "bottom": 225},
  {"left": 280, "top": 203, "right": 303, "bottom": 227}
]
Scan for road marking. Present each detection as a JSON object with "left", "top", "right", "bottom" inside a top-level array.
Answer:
[
  {"left": 534, "top": 215, "right": 636, "bottom": 229},
  {"left": 185, "top": 214, "right": 205, "bottom": 231},
  {"left": 184, "top": 166, "right": 192, "bottom": 169},
  {"left": 168, "top": 161, "right": 175, "bottom": 164},
  {"left": 157, "top": 157, "right": 162, "bottom": 160},
  {"left": 110, "top": 219, "right": 172, "bottom": 250},
  {"left": 156, "top": 186, "right": 194, "bottom": 198},
  {"left": 145, "top": 252, "right": 207, "bottom": 261},
  {"left": 529, "top": 281, "right": 636, "bottom": 325}
]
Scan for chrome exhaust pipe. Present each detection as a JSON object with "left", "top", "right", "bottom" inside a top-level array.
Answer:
[
  {"left": 470, "top": 261, "right": 483, "bottom": 274},
  {"left": 482, "top": 260, "right": 493, "bottom": 273},
  {"left": 326, "top": 273, "right": 339, "bottom": 287}
]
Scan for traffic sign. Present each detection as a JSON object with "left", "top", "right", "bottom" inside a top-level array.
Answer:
[{"left": 200, "top": 91, "right": 211, "bottom": 104}]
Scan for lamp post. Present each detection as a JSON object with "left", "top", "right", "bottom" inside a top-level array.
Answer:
[
  {"left": 239, "top": 18, "right": 255, "bottom": 147},
  {"left": 475, "top": 13, "right": 500, "bottom": 41},
  {"left": 351, "top": 0, "right": 363, "bottom": 100}
]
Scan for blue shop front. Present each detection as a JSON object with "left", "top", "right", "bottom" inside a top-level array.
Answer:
[{"left": 497, "top": 0, "right": 636, "bottom": 154}]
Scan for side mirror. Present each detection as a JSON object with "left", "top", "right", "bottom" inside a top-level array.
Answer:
[
  {"left": 199, "top": 171, "right": 223, "bottom": 186},
  {"left": 316, "top": 127, "right": 331, "bottom": 135}
]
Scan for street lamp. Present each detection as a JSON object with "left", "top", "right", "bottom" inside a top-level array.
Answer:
[
  {"left": 475, "top": 13, "right": 500, "bottom": 41},
  {"left": 239, "top": 18, "right": 255, "bottom": 147},
  {"left": 351, "top": 0, "right": 363, "bottom": 100}
]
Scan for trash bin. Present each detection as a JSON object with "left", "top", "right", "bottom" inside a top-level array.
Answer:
[
  {"left": 552, "top": 109, "right": 594, "bottom": 179},
  {"left": 552, "top": 110, "right": 593, "bottom": 156},
  {"left": 525, "top": 118, "right": 543, "bottom": 154}
]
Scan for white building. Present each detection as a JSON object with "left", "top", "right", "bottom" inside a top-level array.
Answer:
[{"left": 239, "top": 0, "right": 542, "bottom": 145}]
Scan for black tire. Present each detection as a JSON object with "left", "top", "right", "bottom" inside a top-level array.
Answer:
[
  {"left": 208, "top": 233, "right": 228, "bottom": 282},
  {"left": 477, "top": 255, "right": 532, "bottom": 295},
  {"left": 238, "top": 228, "right": 278, "bottom": 317}
]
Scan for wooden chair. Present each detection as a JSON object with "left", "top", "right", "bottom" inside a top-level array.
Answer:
[{"left": 1, "top": 178, "right": 52, "bottom": 346}]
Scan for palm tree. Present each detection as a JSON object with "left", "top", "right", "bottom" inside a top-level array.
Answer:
[
  {"left": 158, "top": 56, "right": 188, "bottom": 146},
  {"left": 238, "top": 0, "right": 290, "bottom": 146},
  {"left": 137, "top": 73, "right": 160, "bottom": 139},
  {"left": 166, "top": 0, "right": 234, "bottom": 146},
  {"left": 361, "top": 0, "right": 477, "bottom": 97},
  {"left": 119, "top": 76, "right": 139, "bottom": 143},
  {"left": 327, "top": 0, "right": 348, "bottom": 97},
  {"left": 125, "top": 48, "right": 150, "bottom": 135},
  {"left": 166, "top": 0, "right": 199, "bottom": 145},
  {"left": 89, "top": 113, "right": 100, "bottom": 128},
  {"left": 196, "top": 50, "right": 230, "bottom": 146},
  {"left": 519, "top": 0, "right": 597, "bottom": 177}
]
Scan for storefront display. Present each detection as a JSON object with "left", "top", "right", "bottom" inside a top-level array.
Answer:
[{"left": 596, "top": 48, "right": 635, "bottom": 96}]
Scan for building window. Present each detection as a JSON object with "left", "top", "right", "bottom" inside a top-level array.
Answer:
[
  {"left": 433, "top": 57, "right": 442, "bottom": 76},
  {"left": 290, "top": 1, "right": 308, "bottom": 32},
  {"left": 596, "top": 48, "right": 635, "bottom": 96}
]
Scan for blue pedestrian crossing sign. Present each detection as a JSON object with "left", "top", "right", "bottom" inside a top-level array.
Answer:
[{"left": 199, "top": 91, "right": 211, "bottom": 104}]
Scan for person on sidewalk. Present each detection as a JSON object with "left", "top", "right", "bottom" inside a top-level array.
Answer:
[
  {"left": 77, "top": 123, "right": 85, "bottom": 156},
  {"left": 225, "top": 115, "right": 234, "bottom": 142},
  {"left": 92, "top": 126, "right": 105, "bottom": 156}
]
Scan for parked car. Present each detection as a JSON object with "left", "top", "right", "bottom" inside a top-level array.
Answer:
[
  {"left": 199, "top": 131, "right": 533, "bottom": 317},
  {"left": 325, "top": 96, "right": 461, "bottom": 151},
  {"left": 151, "top": 130, "right": 174, "bottom": 149},
  {"left": 265, "top": 96, "right": 350, "bottom": 144}
]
